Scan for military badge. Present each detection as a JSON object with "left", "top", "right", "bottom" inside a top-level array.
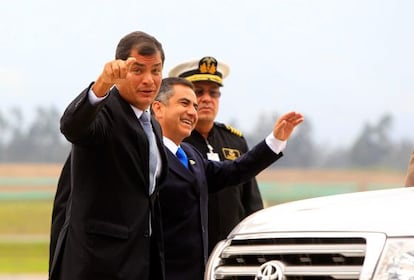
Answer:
[{"left": 222, "top": 148, "right": 241, "bottom": 161}]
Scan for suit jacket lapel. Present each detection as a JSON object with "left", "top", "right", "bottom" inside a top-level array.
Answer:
[
  {"left": 151, "top": 118, "right": 168, "bottom": 192},
  {"left": 182, "top": 144, "right": 206, "bottom": 196},
  {"left": 166, "top": 150, "right": 194, "bottom": 180},
  {"left": 114, "top": 90, "right": 167, "bottom": 196}
]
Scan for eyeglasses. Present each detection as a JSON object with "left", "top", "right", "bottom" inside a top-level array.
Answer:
[{"left": 194, "top": 88, "right": 221, "bottom": 98}]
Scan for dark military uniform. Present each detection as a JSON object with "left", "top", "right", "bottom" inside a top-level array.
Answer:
[{"left": 184, "top": 122, "right": 264, "bottom": 254}]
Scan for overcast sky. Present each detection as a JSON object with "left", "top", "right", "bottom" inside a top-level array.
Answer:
[{"left": 1, "top": 0, "right": 413, "bottom": 148}]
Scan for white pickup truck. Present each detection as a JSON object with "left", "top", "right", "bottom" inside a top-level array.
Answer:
[{"left": 205, "top": 187, "right": 414, "bottom": 280}]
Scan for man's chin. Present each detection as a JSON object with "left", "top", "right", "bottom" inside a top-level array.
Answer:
[
  {"left": 198, "top": 115, "right": 215, "bottom": 122},
  {"left": 181, "top": 127, "right": 193, "bottom": 137}
]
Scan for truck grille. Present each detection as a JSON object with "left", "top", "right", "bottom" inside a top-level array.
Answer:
[{"left": 210, "top": 233, "right": 372, "bottom": 280}]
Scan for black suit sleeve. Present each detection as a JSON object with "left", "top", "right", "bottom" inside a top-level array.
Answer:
[
  {"left": 206, "top": 140, "right": 283, "bottom": 193},
  {"left": 60, "top": 83, "right": 107, "bottom": 143}
]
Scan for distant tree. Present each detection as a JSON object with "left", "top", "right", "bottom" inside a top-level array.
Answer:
[
  {"left": 279, "top": 119, "right": 316, "bottom": 168},
  {"left": 0, "top": 110, "right": 8, "bottom": 160},
  {"left": 4, "top": 106, "right": 70, "bottom": 162},
  {"left": 2, "top": 107, "right": 26, "bottom": 161},
  {"left": 1, "top": 105, "right": 411, "bottom": 170},
  {"left": 25, "top": 106, "right": 70, "bottom": 162},
  {"left": 349, "top": 114, "right": 393, "bottom": 167},
  {"left": 245, "top": 112, "right": 317, "bottom": 168},
  {"left": 245, "top": 112, "right": 278, "bottom": 148},
  {"left": 382, "top": 139, "right": 413, "bottom": 172}
]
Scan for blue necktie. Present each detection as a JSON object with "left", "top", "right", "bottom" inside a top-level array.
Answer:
[
  {"left": 140, "top": 111, "right": 158, "bottom": 195},
  {"left": 176, "top": 146, "right": 189, "bottom": 169}
]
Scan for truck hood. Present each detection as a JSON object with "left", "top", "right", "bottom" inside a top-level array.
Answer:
[{"left": 231, "top": 187, "right": 414, "bottom": 237}]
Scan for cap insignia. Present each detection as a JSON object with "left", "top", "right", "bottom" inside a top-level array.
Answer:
[{"left": 199, "top": 57, "right": 218, "bottom": 75}]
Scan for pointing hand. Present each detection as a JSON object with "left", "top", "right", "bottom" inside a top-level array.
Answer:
[
  {"left": 92, "top": 57, "right": 137, "bottom": 97},
  {"left": 100, "top": 57, "right": 137, "bottom": 84}
]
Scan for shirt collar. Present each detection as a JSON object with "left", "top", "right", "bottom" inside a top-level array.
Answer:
[
  {"left": 163, "top": 137, "right": 179, "bottom": 154},
  {"left": 130, "top": 105, "right": 150, "bottom": 120}
]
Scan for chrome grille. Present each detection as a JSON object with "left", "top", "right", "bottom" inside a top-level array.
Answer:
[{"left": 209, "top": 234, "right": 370, "bottom": 280}]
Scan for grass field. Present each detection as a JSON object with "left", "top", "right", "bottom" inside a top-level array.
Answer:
[
  {"left": 0, "top": 164, "right": 58, "bottom": 276},
  {"left": 0, "top": 242, "right": 48, "bottom": 273},
  {"left": 0, "top": 200, "right": 51, "bottom": 274},
  {"left": 0, "top": 164, "right": 406, "bottom": 274}
]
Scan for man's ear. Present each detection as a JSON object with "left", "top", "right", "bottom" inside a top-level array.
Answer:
[{"left": 151, "top": 101, "right": 162, "bottom": 119}]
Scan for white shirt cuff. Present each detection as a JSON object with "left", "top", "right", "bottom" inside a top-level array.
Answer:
[
  {"left": 265, "top": 133, "right": 287, "bottom": 154},
  {"left": 88, "top": 88, "right": 108, "bottom": 105}
]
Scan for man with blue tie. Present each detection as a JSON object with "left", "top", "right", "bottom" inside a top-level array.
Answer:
[
  {"left": 151, "top": 77, "right": 304, "bottom": 280},
  {"left": 170, "top": 56, "right": 265, "bottom": 254}
]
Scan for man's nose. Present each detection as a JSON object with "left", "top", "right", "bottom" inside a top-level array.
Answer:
[{"left": 142, "top": 72, "right": 154, "bottom": 84}]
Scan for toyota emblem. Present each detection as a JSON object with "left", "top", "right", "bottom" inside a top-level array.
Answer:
[{"left": 255, "top": 260, "right": 285, "bottom": 280}]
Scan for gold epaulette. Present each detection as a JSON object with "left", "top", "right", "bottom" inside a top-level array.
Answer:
[{"left": 224, "top": 124, "right": 243, "bottom": 137}]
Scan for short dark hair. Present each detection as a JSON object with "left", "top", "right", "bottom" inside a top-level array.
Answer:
[
  {"left": 115, "top": 31, "right": 165, "bottom": 64},
  {"left": 156, "top": 77, "right": 195, "bottom": 104}
]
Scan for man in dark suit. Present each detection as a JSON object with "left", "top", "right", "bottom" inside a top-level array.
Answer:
[
  {"left": 151, "top": 77, "right": 304, "bottom": 280},
  {"left": 49, "top": 31, "right": 168, "bottom": 280},
  {"left": 170, "top": 56, "right": 264, "bottom": 254}
]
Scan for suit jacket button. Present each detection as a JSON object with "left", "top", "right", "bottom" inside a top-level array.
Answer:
[{"left": 143, "top": 230, "right": 150, "bottom": 237}]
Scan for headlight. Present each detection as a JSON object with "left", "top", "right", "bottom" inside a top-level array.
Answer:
[{"left": 374, "top": 238, "right": 414, "bottom": 279}]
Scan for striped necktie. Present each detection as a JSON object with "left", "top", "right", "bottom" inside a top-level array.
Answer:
[{"left": 140, "top": 111, "right": 158, "bottom": 194}]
